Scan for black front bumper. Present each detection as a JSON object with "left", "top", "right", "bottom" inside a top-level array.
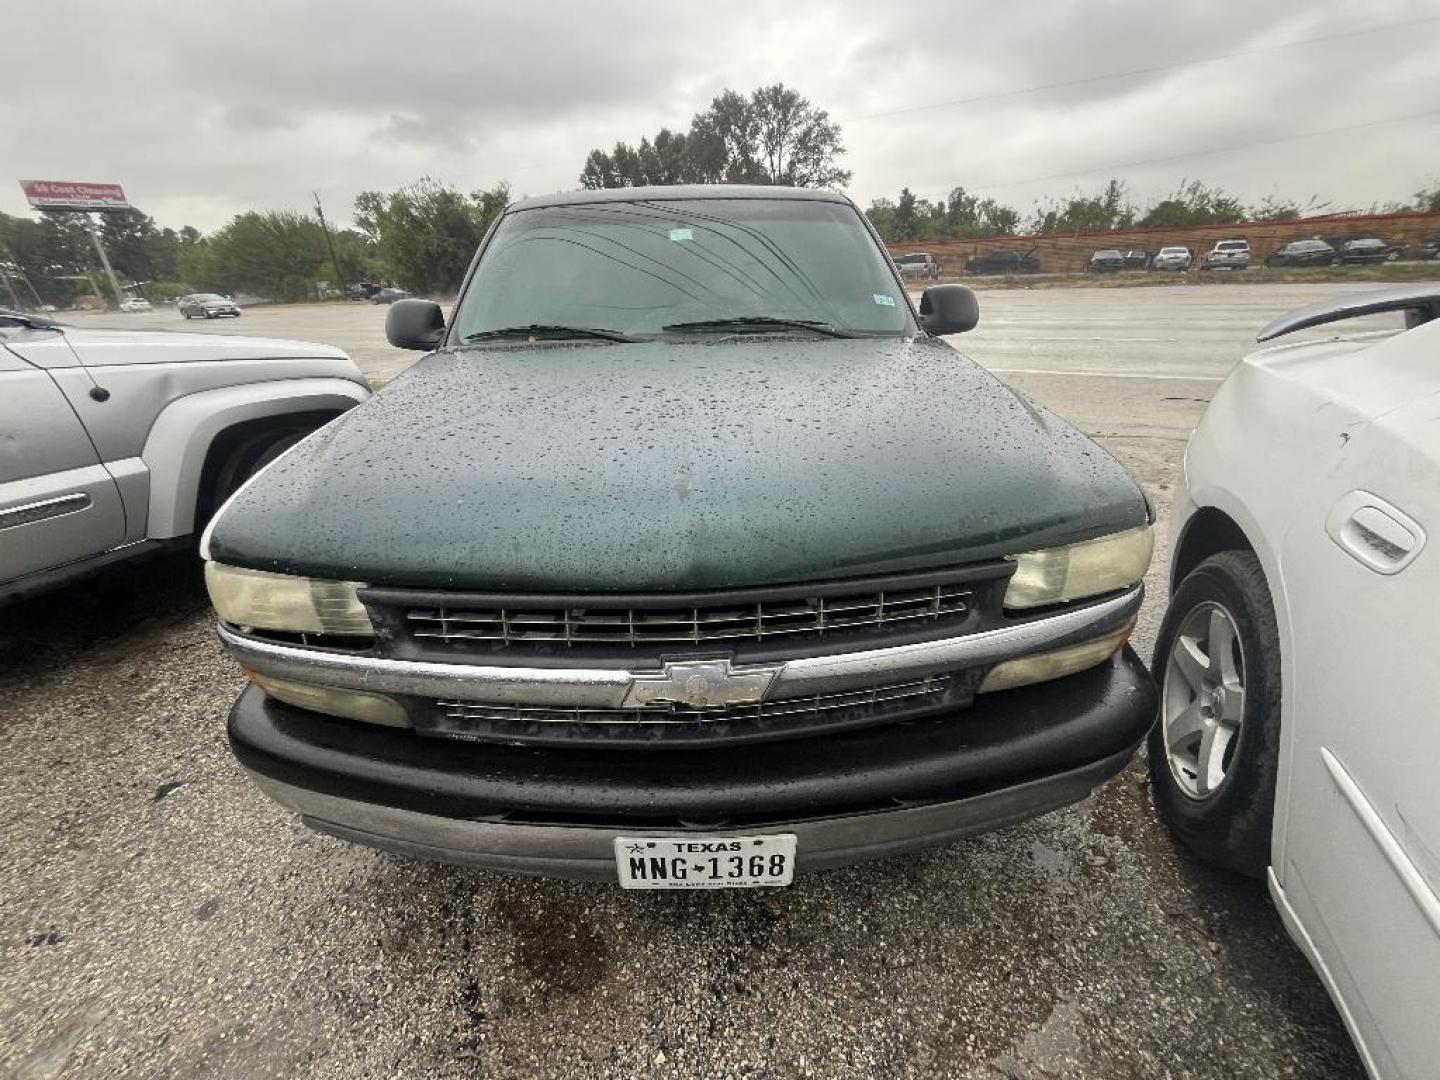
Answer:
[{"left": 229, "top": 647, "right": 1154, "bottom": 877}]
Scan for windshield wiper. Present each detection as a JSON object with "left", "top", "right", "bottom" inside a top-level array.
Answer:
[
  {"left": 662, "top": 316, "right": 857, "bottom": 338},
  {"left": 460, "top": 324, "right": 639, "bottom": 344}
]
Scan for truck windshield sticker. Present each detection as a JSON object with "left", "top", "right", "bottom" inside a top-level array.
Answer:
[
  {"left": 668, "top": 227, "right": 695, "bottom": 242},
  {"left": 873, "top": 294, "right": 896, "bottom": 307}
]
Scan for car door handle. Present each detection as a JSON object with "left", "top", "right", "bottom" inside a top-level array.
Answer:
[{"left": 1325, "top": 490, "right": 1425, "bottom": 574}]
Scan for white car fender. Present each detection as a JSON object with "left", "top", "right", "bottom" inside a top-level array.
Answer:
[
  {"left": 1176, "top": 368, "right": 1304, "bottom": 869},
  {"left": 141, "top": 377, "right": 369, "bottom": 539}
]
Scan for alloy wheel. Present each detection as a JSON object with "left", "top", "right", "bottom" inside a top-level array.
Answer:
[{"left": 1161, "top": 601, "right": 1246, "bottom": 799}]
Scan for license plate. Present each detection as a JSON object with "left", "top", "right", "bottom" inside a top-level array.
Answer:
[{"left": 614, "top": 834, "right": 797, "bottom": 889}]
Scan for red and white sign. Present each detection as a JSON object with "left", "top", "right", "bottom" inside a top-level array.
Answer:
[{"left": 20, "top": 180, "right": 132, "bottom": 212}]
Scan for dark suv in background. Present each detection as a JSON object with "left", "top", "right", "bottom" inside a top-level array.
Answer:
[
  {"left": 1334, "top": 237, "right": 1404, "bottom": 264},
  {"left": 205, "top": 186, "right": 1155, "bottom": 888},
  {"left": 1087, "top": 249, "right": 1125, "bottom": 273},
  {"left": 965, "top": 249, "right": 1042, "bottom": 275},
  {"left": 1265, "top": 239, "right": 1338, "bottom": 267}
]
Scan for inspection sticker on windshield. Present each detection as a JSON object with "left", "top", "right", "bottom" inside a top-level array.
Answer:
[
  {"left": 873, "top": 293, "right": 896, "bottom": 306},
  {"left": 668, "top": 227, "right": 695, "bottom": 241},
  {"left": 615, "top": 834, "right": 796, "bottom": 889}
]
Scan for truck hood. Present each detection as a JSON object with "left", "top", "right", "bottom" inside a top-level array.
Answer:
[
  {"left": 6, "top": 327, "right": 348, "bottom": 369},
  {"left": 207, "top": 337, "right": 1148, "bottom": 591}
]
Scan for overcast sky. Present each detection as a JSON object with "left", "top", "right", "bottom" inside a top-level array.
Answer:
[{"left": 3, "top": 0, "right": 1438, "bottom": 233}]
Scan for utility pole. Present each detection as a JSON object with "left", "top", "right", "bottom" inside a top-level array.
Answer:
[
  {"left": 0, "top": 265, "right": 21, "bottom": 310},
  {"left": 313, "top": 191, "right": 345, "bottom": 294},
  {"left": 84, "top": 214, "right": 126, "bottom": 309}
]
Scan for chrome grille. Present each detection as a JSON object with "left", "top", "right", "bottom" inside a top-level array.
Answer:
[
  {"left": 407, "top": 584, "right": 971, "bottom": 647},
  {"left": 432, "top": 676, "right": 950, "bottom": 728},
  {"left": 436, "top": 674, "right": 951, "bottom": 727}
]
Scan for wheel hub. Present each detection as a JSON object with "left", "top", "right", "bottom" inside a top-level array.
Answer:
[{"left": 1161, "top": 601, "right": 1246, "bottom": 799}]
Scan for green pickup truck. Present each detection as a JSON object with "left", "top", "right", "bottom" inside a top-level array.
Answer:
[{"left": 205, "top": 185, "right": 1156, "bottom": 888}]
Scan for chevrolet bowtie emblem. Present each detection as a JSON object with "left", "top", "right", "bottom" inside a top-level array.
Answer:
[{"left": 622, "top": 659, "right": 780, "bottom": 709}]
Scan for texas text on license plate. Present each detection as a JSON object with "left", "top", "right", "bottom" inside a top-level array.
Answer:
[{"left": 614, "top": 834, "right": 797, "bottom": 889}]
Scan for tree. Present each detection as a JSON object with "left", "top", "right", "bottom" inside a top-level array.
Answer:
[
  {"left": 1031, "top": 179, "right": 1135, "bottom": 234},
  {"left": 353, "top": 178, "right": 509, "bottom": 294},
  {"left": 100, "top": 209, "right": 162, "bottom": 281},
  {"left": 746, "top": 84, "right": 850, "bottom": 186},
  {"left": 579, "top": 84, "right": 850, "bottom": 189},
  {"left": 1248, "top": 193, "right": 1329, "bottom": 222},
  {"left": 330, "top": 228, "right": 385, "bottom": 285},
  {"left": 890, "top": 188, "right": 923, "bottom": 242},
  {"left": 192, "top": 210, "right": 330, "bottom": 301},
  {"left": 864, "top": 198, "right": 897, "bottom": 240},
  {"left": 1136, "top": 180, "right": 1246, "bottom": 229},
  {"left": 864, "top": 185, "right": 1021, "bottom": 242},
  {"left": 1415, "top": 179, "right": 1440, "bottom": 213},
  {"left": 0, "top": 210, "right": 97, "bottom": 306},
  {"left": 936, "top": 186, "right": 1019, "bottom": 238}
]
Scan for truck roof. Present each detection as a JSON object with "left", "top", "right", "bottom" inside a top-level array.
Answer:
[{"left": 509, "top": 185, "right": 850, "bottom": 212}]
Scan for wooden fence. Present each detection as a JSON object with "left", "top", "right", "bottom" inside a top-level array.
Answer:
[{"left": 886, "top": 209, "right": 1440, "bottom": 275}]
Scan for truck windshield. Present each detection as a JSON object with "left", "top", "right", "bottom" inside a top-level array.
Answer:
[{"left": 450, "top": 198, "right": 912, "bottom": 341}]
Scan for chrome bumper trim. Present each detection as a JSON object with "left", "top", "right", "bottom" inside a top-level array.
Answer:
[{"left": 217, "top": 586, "right": 1141, "bottom": 708}]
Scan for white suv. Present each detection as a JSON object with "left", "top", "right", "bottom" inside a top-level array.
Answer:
[{"left": 1201, "top": 239, "right": 1251, "bottom": 270}]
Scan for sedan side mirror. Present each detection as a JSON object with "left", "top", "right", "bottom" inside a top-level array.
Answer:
[
  {"left": 386, "top": 298, "right": 446, "bottom": 350},
  {"left": 919, "top": 285, "right": 979, "bottom": 335}
]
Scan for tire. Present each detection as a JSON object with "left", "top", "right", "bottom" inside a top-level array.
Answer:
[
  {"left": 201, "top": 427, "right": 309, "bottom": 525},
  {"left": 1148, "top": 550, "right": 1282, "bottom": 878},
  {"left": 1386, "top": 250, "right": 1401, "bottom": 262}
]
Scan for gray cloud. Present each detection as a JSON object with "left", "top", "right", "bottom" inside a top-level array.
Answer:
[{"left": 2, "top": 0, "right": 1436, "bottom": 232}]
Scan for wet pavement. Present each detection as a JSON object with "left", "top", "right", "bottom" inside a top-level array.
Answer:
[{"left": 0, "top": 286, "right": 1376, "bottom": 1078}]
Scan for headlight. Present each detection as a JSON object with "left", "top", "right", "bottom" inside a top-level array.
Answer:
[
  {"left": 205, "top": 563, "right": 373, "bottom": 635},
  {"left": 1003, "top": 525, "right": 1153, "bottom": 609},
  {"left": 979, "top": 622, "right": 1134, "bottom": 693}
]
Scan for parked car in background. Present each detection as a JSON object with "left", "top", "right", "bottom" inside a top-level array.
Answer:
[
  {"left": 1265, "top": 239, "right": 1338, "bottom": 267},
  {"left": 1200, "top": 240, "right": 1251, "bottom": 271},
  {"left": 1152, "top": 284, "right": 1440, "bottom": 1079},
  {"left": 1121, "top": 249, "right": 1149, "bottom": 270},
  {"left": 347, "top": 282, "right": 382, "bottom": 301},
  {"left": 178, "top": 293, "right": 242, "bottom": 319},
  {"left": 206, "top": 185, "right": 1156, "bottom": 888},
  {"left": 118, "top": 296, "right": 153, "bottom": 313},
  {"left": 371, "top": 287, "right": 410, "bottom": 305},
  {"left": 1408, "top": 237, "right": 1439, "bottom": 261},
  {"left": 1087, "top": 249, "right": 1126, "bottom": 273},
  {"left": 1150, "top": 246, "right": 1193, "bottom": 271},
  {"left": 965, "top": 249, "right": 1042, "bottom": 275},
  {"left": 893, "top": 252, "right": 943, "bottom": 280},
  {"left": 1, "top": 308, "right": 368, "bottom": 605},
  {"left": 1336, "top": 237, "right": 1404, "bottom": 264}
]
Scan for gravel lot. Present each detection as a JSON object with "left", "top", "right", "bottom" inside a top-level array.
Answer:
[{"left": 1, "top": 285, "right": 1389, "bottom": 1079}]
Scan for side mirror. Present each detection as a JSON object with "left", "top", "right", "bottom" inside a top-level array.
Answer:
[
  {"left": 919, "top": 284, "right": 979, "bottom": 335},
  {"left": 386, "top": 298, "right": 445, "bottom": 350}
]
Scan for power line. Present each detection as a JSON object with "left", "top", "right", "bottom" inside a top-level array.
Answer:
[
  {"left": 913, "top": 108, "right": 1439, "bottom": 202},
  {"left": 843, "top": 14, "right": 1440, "bottom": 123},
  {"left": 480, "top": 14, "right": 1440, "bottom": 183}
]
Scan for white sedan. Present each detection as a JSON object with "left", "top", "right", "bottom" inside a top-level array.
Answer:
[
  {"left": 118, "top": 296, "right": 152, "bottom": 312},
  {"left": 1152, "top": 284, "right": 1440, "bottom": 1079}
]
